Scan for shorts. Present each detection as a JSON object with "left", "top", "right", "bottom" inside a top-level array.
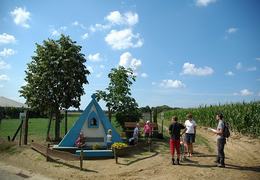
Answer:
[{"left": 185, "top": 133, "right": 195, "bottom": 144}]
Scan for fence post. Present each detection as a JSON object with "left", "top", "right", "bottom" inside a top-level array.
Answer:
[
  {"left": 80, "top": 147, "right": 83, "bottom": 170},
  {"left": 114, "top": 148, "right": 118, "bottom": 164}
]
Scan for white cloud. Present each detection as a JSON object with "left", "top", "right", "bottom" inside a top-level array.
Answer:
[
  {"left": 89, "top": 11, "right": 138, "bottom": 33},
  {"left": 100, "top": 64, "right": 105, "bottom": 69},
  {"left": 89, "top": 24, "right": 111, "bottom": 32},
  {"left": 141, "top": 73, "right": 148, "bottom": 78},
  {"left": 227, "top": 27, "right": 238, "bottom": 34},
  {"left": 50, "top": 26, "right": 67, "bottom": 37},
  {"left": 0, "top": 48, "right": 16, "bottom": 57},
  {"left": 258, "top": 92, "right": 260, "bottom": 96},
  {"left": 234, "top": 89, "right": 253, "bottom": 96},
  {"left": 246, "top": 67, "right": 257, "bottom": 72},
  {"left": 10, "top": 7, "right": 31, "bottom": 28},
  {"left": 225, "top": 71, "right": 234, "bottom": 76},
  {"left": 105, "top": 11, "right": 138, "bottom": 26},
  {"left": 87, "top": 53, "right": 102, "bottom": 62},
  {"left": 81, "top": 33, "right": 89, "bottom": 40},
  {"left": 182, "top": 62, "right": 214, "bottom": 76},
  {"left": 0, "top": 61, "right": 11, "bottom": 69},
  {"left": 87, "top": 65, "right": 94, "bottom": 73},
  {"left": 236, "top": 62, "right": 242, "bottom": 70},
  {"left": 106, "top": 11, "right": 123, "bottom": 25},
  {"left": 196, "top": 0, "right": 217, "bottom": 7},
  {"left": 72, "top": 21, "right": 87, "bottom": 30},
  {"left": 0, "top": 74, "right": 10, "bottom": 81},
  {"left": 105, "top": 29, "right": 143, "bottom": 50},
  {"left": 0, "top": 33, "right": 16, "bottom": 44},
  {"left": 160, "top": 80, "right": 185, "bottom": 89},
  {"left": 96, "top": 72, "right": 103, "bottom": 78},
  {"left": 119, "top": 52, "right": 141, "bottom": 72},
  {"left": 72, "top": 21, "right": 79, "bottom": 26}
]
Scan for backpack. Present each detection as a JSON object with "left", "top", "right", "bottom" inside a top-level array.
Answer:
[{"left": 223, "top": 121, "right": 230, "bottom": 138}]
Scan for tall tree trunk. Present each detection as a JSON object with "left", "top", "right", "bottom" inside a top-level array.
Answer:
[
  {"left": 46, "top": 111, "right": 53, "bottom": 141},
  {"left": 64, "top": 109, "right": 68, "bottom": 135},
  {"left": 108, "top": 106, "right": 112, "bottom": 122},
  {"left": 54, "top": 110, "right": 61, "bottom": 141}
]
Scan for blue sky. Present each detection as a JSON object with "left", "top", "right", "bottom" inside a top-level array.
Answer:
[{"left": 0, "top": 0, "right": 259, "bottom": 109}]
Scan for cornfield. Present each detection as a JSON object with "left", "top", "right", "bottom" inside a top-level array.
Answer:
[{"left": 163, "top": 101, "right": 260, "bottom": 137}]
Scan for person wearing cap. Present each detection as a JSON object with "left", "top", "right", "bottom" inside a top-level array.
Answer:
[{"left": 144, "top": 121, "right": 152, "bottom": 143}]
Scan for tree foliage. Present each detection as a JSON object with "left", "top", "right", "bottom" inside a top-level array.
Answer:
[
  {"left": 20, "top": 34, "right": 90, "bottom": 140},
  {"left": 96, "top": 66, "right": 141, "bottom": 127}
]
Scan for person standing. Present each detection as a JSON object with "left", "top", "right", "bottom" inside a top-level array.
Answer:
[
  {"left": 129, "top": 123, "right": 140, "bottom": 145},
  {"left": 184, "top": 113, "right": 196, "bottom": 157},
  {"left": 214, "top": 113, "right": 226, "bottom": 167},
  {"left": 144, "top": 121, "right": 152, "bottom": 143},
  {"left": 106, "top": 129, "right": 113, "bottom": 149},
  {"left": 168, "top": 116, "right": 185, "bottom": 165}
]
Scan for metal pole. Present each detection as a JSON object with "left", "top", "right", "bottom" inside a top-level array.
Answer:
[
  {"left": 162, "top": 119, "right": 164, "bottom": 137},
  {"left": 23, "top": 110, "right": 29, "bottom": 145},
  {"left": 19, "top": 119, "right": 23, "bottom": 146}
]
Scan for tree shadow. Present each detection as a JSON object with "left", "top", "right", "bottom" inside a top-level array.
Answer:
[{"left": 117, "top": 151, "right": 159, "bottom": 166}]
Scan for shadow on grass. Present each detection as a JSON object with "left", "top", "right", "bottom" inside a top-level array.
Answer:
[{"left": 48, "top": 157, "right": 98, "bottom": 173}]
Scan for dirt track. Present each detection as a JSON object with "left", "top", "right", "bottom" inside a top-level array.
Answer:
[{"left": 0, "top": 127, "right": 260, "bottom": 180}]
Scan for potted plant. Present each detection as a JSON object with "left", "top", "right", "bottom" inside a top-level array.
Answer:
[{"left": 112, "top": 142, "right": 129, "bottom": 156}]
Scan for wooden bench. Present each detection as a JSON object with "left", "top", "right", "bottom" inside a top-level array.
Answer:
[{"left": 124, "top": 122, "right": 158, "bottom": 133}]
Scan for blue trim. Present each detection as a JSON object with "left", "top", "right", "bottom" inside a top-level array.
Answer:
[
  {"left": 88, "top": 112, "right": 99, "bottom": 128},
  {"left": 58, "top": 94, "right": 122, "bottom": 147},
  {"left": 75, "top": 150, "right": 114, "bottom": 157}
]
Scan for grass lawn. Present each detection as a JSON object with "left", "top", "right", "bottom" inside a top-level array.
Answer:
[{"left": 0, "top": 113, "right": 123, "bottom": 142}]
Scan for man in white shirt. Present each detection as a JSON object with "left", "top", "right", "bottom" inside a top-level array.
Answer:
[{"left": 183, "top": 113, "right": 196, "bottom": 157}]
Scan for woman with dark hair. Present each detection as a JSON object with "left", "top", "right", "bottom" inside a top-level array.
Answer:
[{"left": 183, "top": 113, "right": 196, "bottom": 157}]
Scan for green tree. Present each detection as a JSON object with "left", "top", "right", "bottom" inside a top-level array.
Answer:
[
  {"left": 96, "top": 66, "right": 140, "bottom": 127},
  {"left": 20, "top": 34, "right": 90, "bottom": 141}
]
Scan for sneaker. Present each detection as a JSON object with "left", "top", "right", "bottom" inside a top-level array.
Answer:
[{"left": 217, "top": 164, "right": 225, "bottom": 168}]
